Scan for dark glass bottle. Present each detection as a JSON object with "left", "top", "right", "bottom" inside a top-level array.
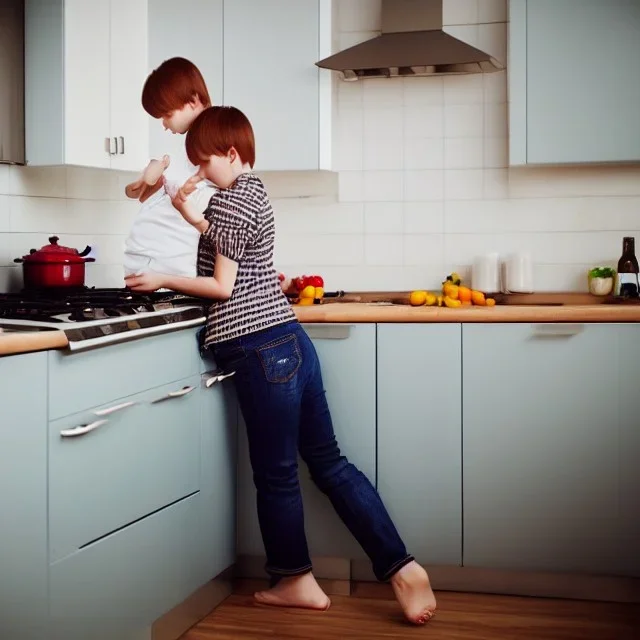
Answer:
[{"left": 615, "top": 236, "right": 639, "bottom": 298}]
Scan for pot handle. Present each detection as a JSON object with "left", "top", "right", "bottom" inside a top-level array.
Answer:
[
  {"left": 78, "top": 245, "right": 92, "bottom": 257},
  {"left": 83, "top": 257, "right": 96, "bottom": 263},
  {"left": 13, "top": 258, "right": 23, "bottom": 263}
]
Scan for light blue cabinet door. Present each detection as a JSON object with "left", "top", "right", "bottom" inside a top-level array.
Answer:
[
  {"left": 49, "top": 493, "right": 200, "bottom": 640},
  {"left": 236, "top": 324, "right": 377, "bottom": 562},
  {"left": 197, "top": 371, "right": 238, "bottom": 584},
  {"left": 377, "top": 324, "right": 462, "bottom": 567},
  {"left": 49, "top": 376, "right": 202, "bottom": 563},
  {"left": 148, "top": 0, "right": 223, "bottom": 162},
  {"left": 0, "top": 353, "right": 48, "bottom": 640},
  {"left": 223, "top": 0, "right": 323, "bottom": 171},
  {"left": 510, "top": 0, "right": 640, "bottom": 165},
  {"left": 462, "top": 323, "right": 640, "bottom": 576}
]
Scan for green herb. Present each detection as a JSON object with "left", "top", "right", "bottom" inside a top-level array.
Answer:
[{"left": 588, "top": 266, "right": 616, "bottom": 279}]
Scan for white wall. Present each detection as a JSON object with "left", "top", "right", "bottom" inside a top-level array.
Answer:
[{"left": 2, "top": 0, "right": 640, "bottom": 293}]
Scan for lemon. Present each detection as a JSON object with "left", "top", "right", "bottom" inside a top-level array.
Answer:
[{"left": 409, "top": 290, "right": 428, "bottom": 306}]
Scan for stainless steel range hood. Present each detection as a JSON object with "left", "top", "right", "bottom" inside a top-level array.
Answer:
[
  {"left": 0, "top": 0, "right": 25, "bottom": 164},
  {"left": 317, "top": 0, "right": 503, "bottom": 80}
]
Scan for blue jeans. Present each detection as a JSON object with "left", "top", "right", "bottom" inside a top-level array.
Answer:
[{"left": 208, "top": 320, "right": 413, "bottom": 582}]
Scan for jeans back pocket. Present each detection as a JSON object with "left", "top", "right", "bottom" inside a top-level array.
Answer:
[{"left": 256, "top": 334, "right": 302, "bottom": 383}]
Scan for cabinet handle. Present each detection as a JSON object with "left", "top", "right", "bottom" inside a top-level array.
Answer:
[
  {"left": 117, "top": 136, "right": 125, "bottom": 154},
  {"left": 151, "top": 385, "right": 196, "bottom": 404},
  {"left": 60, "top": 419, "right": 109, "bottom": 438},
  {"left": 531, "top": 323, "right": 584, "bottom": 337},
  {"left": 204, "top": 370, "right": 236, "bottom": 388},
  {"left": 303, "top": 324, "right": 352, "bottom": 340},
  {"left": 104, "top": 137, "right": 116, "bottom": 155},
  {"left": 93, "top": 401, "right": 136, "bottom": 417}
]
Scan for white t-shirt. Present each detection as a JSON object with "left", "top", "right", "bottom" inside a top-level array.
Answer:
[{"left": 124, "top": 143, "right": 215, "bottom": 278}]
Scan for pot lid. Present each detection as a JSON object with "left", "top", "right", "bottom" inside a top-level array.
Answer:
[{"left": 21, "top": 236, "right": 92, "bottom": 263}]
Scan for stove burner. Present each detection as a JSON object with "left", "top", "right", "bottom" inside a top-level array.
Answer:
[{"left": 0, "top": 286, "right": 208, "bottom": 323}]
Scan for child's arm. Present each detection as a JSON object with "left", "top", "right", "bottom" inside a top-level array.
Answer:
[
  {"left": 124, "top": 155, "right": 171, "bottom": 202},
  {"left": 125, "top": 254, "right": 237, "bottom": 300}
]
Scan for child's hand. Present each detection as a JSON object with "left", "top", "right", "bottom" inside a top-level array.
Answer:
[{"left": 170, "top": 173, "right": 205, "bottom": 227}]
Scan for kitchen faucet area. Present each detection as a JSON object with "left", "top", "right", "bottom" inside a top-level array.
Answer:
[{"left": 1, "top": 1, "right": 640, "bottom": 639}]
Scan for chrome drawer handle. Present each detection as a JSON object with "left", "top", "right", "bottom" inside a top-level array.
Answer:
[
  {"left": 151, "top": 385, "right": 196, "bottom": 404},
  {"left": 204, "top": 371, "right": 235, "bottom": 388},
  {"left": 531, "top": 323, "right": 584, "bottom": 337},
  {"left": 60, "top": 419, "right": 109, "bottom": 438},
  {"left": 93, "top": 401, "right": 136, "bottom": 417}
]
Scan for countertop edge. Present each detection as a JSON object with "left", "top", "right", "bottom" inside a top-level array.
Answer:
[{"left": 0, "top": 331, "right": 69, "bottom": 357}]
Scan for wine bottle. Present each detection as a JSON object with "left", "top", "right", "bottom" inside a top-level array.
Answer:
[{"left": 615, "top": 236, "right": 639, "bottom": 298}]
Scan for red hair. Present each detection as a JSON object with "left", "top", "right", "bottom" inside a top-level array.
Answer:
[
  {"left": 142, "top": 57, "right": 211, "bottom": 118},
  {"left": 186, "top": 106, "right": 256, "bottom": 168}
]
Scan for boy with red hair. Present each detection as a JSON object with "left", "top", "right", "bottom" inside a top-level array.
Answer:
[
  {"left": 123, "top": 57, "right": 215, "bottom": 278},
  {"left": 126, "top": 106, "right": 437, "bottom": 626}
]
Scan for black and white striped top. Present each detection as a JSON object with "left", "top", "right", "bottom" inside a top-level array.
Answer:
[{"left": 197, "top": 173, "right": 295, "bottom": 345}]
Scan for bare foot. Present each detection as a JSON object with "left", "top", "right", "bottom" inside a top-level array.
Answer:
[
  {"left": 390, "top": 561, "right": 437, "bottom": 625},
  {"left": 254, "top": 573, "right": 331, "bottom": 611}
]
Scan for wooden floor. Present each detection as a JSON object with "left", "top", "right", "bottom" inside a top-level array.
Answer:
[{"left": 181, "top": 583, "right": 640, "bottom": 640}]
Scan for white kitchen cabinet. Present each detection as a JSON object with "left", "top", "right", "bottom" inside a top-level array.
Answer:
[
  {"left": 462, "top": 323, "right": 640, "bottom": 577},
  {"left": 25, "top": 0, "right": 149, "bottom": 170},
  {"left": 509, "top": 0, "right": 640, "bottom": 165},
  {"left": 146, "top": 0, "right": 332, "bottom": 171},
  {"left": 147, "top": 0, "right": 224, "bottom": 164},
  {"left": 222, "top": 0, "right": 333, "bottom": 171}
]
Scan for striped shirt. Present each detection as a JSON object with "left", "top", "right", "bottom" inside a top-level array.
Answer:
[{"left": 197, "top": 172, "right": 295, "bottom": 345}]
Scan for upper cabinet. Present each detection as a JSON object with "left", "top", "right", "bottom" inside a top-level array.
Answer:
[
  {"left": 222, "top": 0, "right": 333, "bottom": 172},
  {"left": 147, "top": 0, "right": 224, "bottom": 165},
  {"left": 148, "top": 0, "right": 333, "bottom": 172},
  {"left": 25, "top": 0, "right": 149, "bottom": 171},
  {"left": 508, "top": 0, "right": 640, "bottom": 165}
]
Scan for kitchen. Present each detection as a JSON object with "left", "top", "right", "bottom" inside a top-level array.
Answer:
[{"left": 1, "top": 0, "right": 640, "bottom": 638}]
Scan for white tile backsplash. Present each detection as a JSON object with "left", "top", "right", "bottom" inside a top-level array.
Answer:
[{"left": 2, "top": 0, "right": 638, "bottom": 294}]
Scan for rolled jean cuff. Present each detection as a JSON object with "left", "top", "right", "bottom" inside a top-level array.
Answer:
[
  {"left": 380, "top": 554, "right": 415, "bottom": 582},
  {"left": 265, "top": 562, "right": 314, "bottom": 578}
]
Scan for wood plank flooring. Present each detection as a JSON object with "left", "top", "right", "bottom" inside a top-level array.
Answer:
[{"left": 181, "top": 583, "right": 640, "bottom": 640}]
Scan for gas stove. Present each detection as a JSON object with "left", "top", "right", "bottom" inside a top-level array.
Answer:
[{"left": 0, "top": 288, "right": 208, "bottom": 351}]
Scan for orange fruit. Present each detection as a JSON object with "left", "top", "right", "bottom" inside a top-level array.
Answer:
[
  {"left": 471, "top": 290, "right": 486, "bottom": 306},
  {"left": 458, "top": 286, "right": 472, "bottom": 303},
  {"left": 443, "top": 283, "right": 459, "bottom": 299},
  {"left": 409, "top": 290, "right": 428, "bottom": 306},
  {"left": 485, "top": 298, "right": 496, "bottom": 307}
]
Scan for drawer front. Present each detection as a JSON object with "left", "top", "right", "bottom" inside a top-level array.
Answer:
[
  {"left": 48, "top": 328, "right": 201, "bottom": 419},
  {"left": 49, "top": 492, "right": 201, "bottom": 640},
  {"left": 49, "top": 376, "right": 201, "bottom": 562}
]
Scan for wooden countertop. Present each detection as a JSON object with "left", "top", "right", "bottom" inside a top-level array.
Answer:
[
  {"left": 0, "top": 330, "right": 69, "bottom": 357},
  {"left": 293, "top": 302, "right": 640, "bottom": 323}
]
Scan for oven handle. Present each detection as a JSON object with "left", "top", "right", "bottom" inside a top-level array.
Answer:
[{"left": 60, "top": 419, "right": 109, "bottom": 438}]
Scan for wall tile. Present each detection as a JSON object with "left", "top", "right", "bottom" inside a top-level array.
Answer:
[
  {"left": 403, "top": 202, "right": 444, "bottom": 234},
  {"left": 338, "top": 171, "right": 364, "bottom": 201},
  {"left": 337, "top": 0, "right": 381, "bottom": 32},
  {"left": 404, "top": 170, "right": 443, "bottom": 201},
  {"left": 335, "top": 106, "right": 364, "bottom": 170},
  {"left": 484, "top": 70, "right": 508, "bottom": 104},
  {"left": 483, "top": 137, "right": 508, "bottom": 169},
  {"left": 275, "top": 234, "right": 364, "bottom": 267},
  {"left": 364, "top": 170, "right": 403, "bottom": 201},
  {"left": 363, "top": 108, "right": 403, "bottom": 170},
  {"left": 365, "top": 234, "right": 403, "bottom": 266},
  {"left": 479, "top": 0, "right": 507, "bottom": 24},
  {"left": 404, "top": 105, "right": 445, "bottom": 138},
  {"left": 445, "top": 104, "right": 484, "bottom": 138},
  {"left": 478, "top": 22, "right": 508, "bottom": 65},
  {"left": 364, "top": 202, "right": 403, "bottom": 234},
  {"left": 0, "top": 196, "right": 10, "bottom": 232},
  {"left": 0, "top": 165, "right": 10, "bottom": 194},
  {"left": 403, "top": 77, "right": 444, "bottom": 105},
  {"left": 9, "top": 166, "right": 67, "bottom": 198},
  {"left": 445, "top": 138, "right": 484, "bottom": 169},
  {"left": 484, "top": 102, "right": 508, "bottom": 138},
  {"left": 404, "top": 137, "right": 444, "bottom": 170},
  {"left": 274, "top": 201, "right": 364, "bottom": 235},
  {"left": 443, "top": 0, "right": 479, "bottom": 26},
  {"left": 445, "top": 169, "right": 485, "bottom": 200},
  {"left": 404, "top": 234, "right": 445, "bottom": 266},
  {"left": 444, "top": 74, "right": 484, "bottom": 105},
  {"left": 363, "top": 78, "right": 403, "bottom": 107}
]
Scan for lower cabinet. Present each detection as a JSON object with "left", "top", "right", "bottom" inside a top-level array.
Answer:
[
  {"left": 49, "top": 493, "right": 201, "bottom": 640},
  {"left": 0, "top": 352, "right": 49, "bottom": 640},
  {"left": 196, "top": 367, "right": 238, "bottom": 584},
  {"left": 462, "top": 323, "right": 640, "bottom": 577},
  {"left": 377, "top": 324, "right": 463, "bottom": 567},
  {"left": 236, "top": 323, "right": 377, "bottom": 565}
]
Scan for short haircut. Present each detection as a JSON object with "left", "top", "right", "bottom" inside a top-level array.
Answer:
[
  {"left": 142, "top": 57, "right": 211, "bottom": 118},
  {"left": 186, "top": 106, "right": 256, "bottom": 169}
]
